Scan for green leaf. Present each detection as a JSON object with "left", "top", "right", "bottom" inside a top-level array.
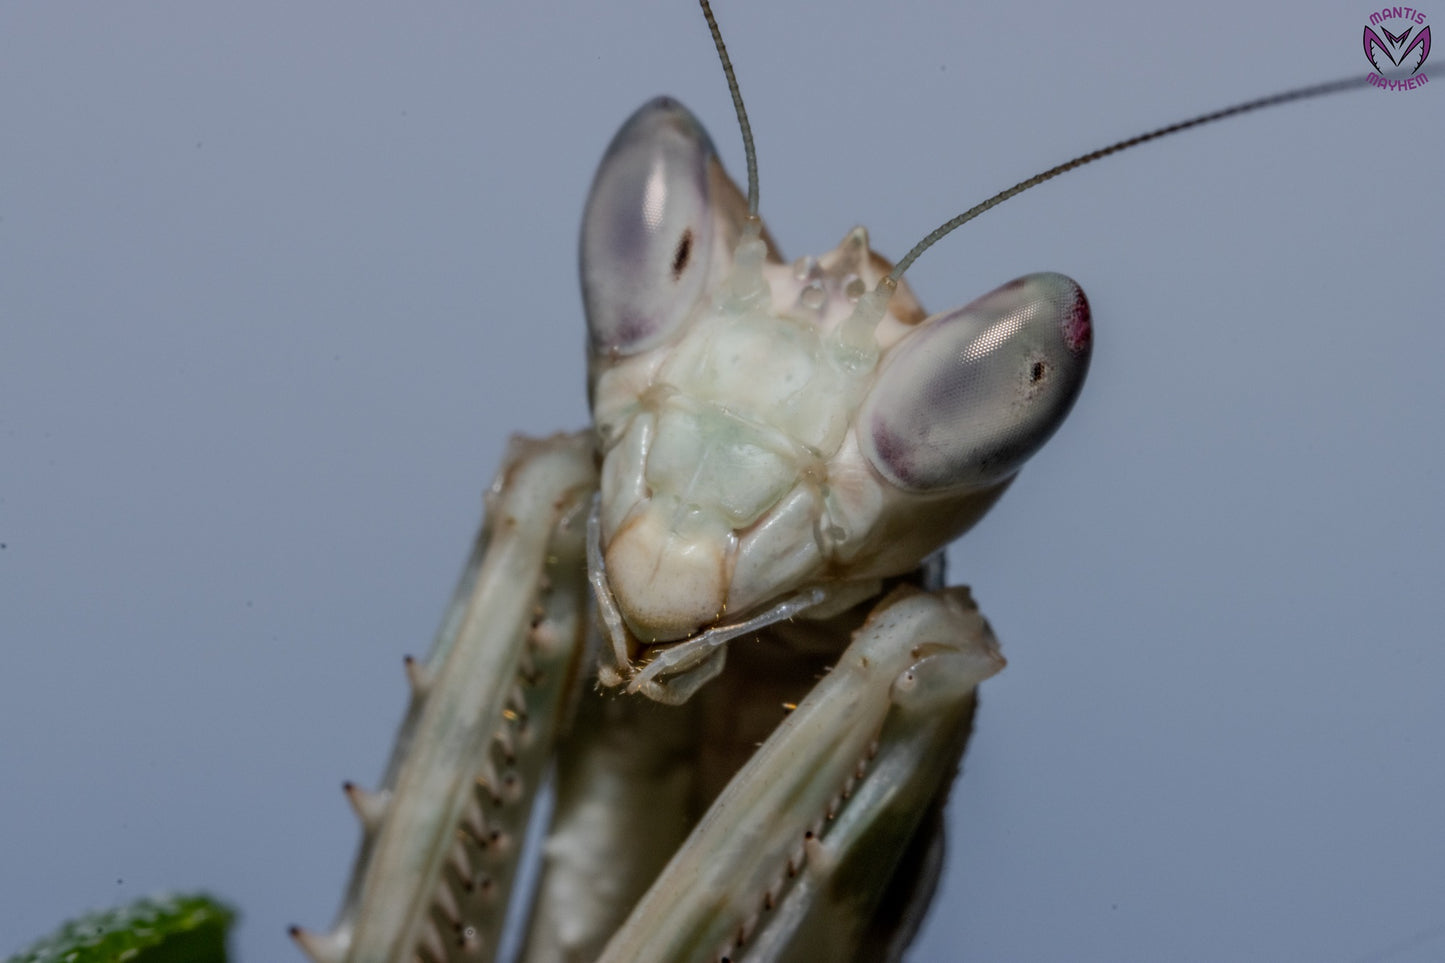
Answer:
[{"left": 5, "top": 893, "right": 235, "bottom": 963}]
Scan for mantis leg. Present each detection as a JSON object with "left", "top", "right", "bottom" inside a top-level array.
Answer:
[
  {"left": 294, "top": 432, "right": 597, "bottom": 963},
  {"left": 517, "top": 672, "right": 706, "bottom": 962},
  {"left": 594, "top": 586, "right": 1004, "bottom": 963}
]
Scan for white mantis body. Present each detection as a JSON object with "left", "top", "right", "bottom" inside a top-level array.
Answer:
[
  {"left": 295, "top": 4, "right": 1092, "bottom": 955},
  {"left": 283, "top": 3, "right": 1438, "bottom": 961},
  {"left": 2, "top": 2, "right": 1441, "bottom": 961}
]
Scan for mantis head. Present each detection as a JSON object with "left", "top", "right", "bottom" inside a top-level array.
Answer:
[{"left": 581, "top": 98, "right": 1091, "bottom": 655}]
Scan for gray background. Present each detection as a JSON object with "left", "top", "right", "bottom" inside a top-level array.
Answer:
[{"left": 3, "top": 1, "right": 1442, "bottom": 960}]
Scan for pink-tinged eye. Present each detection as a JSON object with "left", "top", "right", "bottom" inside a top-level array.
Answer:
[
  {"left": 581, "top": 98, "right": 718, "bottom": 357},
  {"left": 859, "top": 273, "right": 1091, "bottom": 493}
]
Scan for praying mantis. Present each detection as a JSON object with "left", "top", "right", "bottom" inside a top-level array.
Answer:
[{"left": 1, "top": 1, "right": 1441, "bottom": 961}]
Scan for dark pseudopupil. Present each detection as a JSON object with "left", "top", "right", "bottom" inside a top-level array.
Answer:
[{"left": 672, "top": 229, "right": 693, "bottom": 280}]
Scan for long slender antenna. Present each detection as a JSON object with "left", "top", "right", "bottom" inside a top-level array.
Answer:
[
  {"left": 888, "top": 75, "right": 1371, "bottom": 281},
  {"left": 699, "top": 0, "right": 760, "bottom": 219}
]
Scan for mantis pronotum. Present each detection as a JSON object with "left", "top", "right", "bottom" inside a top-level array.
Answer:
[{"left": 2, "top": 1, "right": 1440, "bottom": 960}]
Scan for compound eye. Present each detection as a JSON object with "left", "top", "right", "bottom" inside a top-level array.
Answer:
[
  {"left": 581, "top": 97, "right": 718, "bottom": 357},
  {"left": 859, "top": 273, "right": 1092, "bottom": 492}
]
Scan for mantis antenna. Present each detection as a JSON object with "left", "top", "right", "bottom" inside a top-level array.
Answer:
[
  {"left": 699, "top": 0, "right": 759, "bottom": 221},
  {"left": 886, "top": 75, "right": 1371, "bottom": 280},
  {"left": 698, "top": 0, "right": 1381, "bottom": 345}
]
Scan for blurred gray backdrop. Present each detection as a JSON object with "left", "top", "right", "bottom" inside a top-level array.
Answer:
[{"left": 3, "top": 1, "right": 1442, "bottom": 960}]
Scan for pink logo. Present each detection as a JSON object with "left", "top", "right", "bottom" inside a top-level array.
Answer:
[{"left": 1364, "top": 7, "right": 1432, "bottom": 91}]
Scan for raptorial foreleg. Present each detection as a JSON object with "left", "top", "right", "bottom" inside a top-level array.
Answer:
[
  {"left": 294, "top": 433, "right": 597, "bottom": 963},
  {"left": 596, "top": 586, "right": 1004, "bottom": 963}
]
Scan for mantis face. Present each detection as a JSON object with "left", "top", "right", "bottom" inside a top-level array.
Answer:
[{"left": 581, "top": 98, "right": 1091, "bottom": 661}]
